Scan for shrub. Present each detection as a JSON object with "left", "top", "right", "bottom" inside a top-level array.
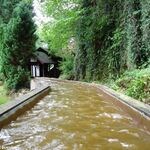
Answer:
[
  {"left": 59, "top": 54, "right": 74, "bottom": 79},
  {"left": 114, "top": 68, "right": 150, "bottom": 103}
]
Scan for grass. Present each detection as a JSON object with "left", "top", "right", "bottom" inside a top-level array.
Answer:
[
  {"left": 0, "top": 96, "right": 8, "bottom": 105},
  {"left": 0, "top": 85, "right": 9, "bottom": 105}
]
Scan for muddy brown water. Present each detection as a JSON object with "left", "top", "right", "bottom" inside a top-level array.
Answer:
[{"left": 0, "top": 80, "right": 150, "bottom": 149}]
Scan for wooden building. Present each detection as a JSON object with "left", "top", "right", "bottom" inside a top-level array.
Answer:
[{"left": 30, "top": 47, "right": 61, "bottom": 78}]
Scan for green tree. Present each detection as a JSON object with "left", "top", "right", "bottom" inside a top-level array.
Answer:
[
  {"left": 0, "top": 1, "right": 36, "bottom": 90},
  {"left": 0, "top": 0, "right": 20, "bottom": 23},
  {"left": 39, "top": 0, "right": 80, "bottom": 54},
  {"left": 38, "top": 0, "right": 150, "bottom": 81},
  {"left": 75, "top": 0, "right": 150, "bottom": 81},
  {"left": 38, "top": 0, "right": 80, "bottom": 79}
]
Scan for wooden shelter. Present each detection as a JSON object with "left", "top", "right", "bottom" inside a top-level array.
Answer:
[{"left": 30, "top": 47, "right": 61, "bottom": 78}]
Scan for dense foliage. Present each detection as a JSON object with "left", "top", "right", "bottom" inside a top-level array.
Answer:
[
  {"left": 75, "top": 0, "right": 150, "bottom": 81},
  {"left": 40, "top": 0, "right": 150, "bottom": 81},
  {"left": 107, "top": 68, "right": 150, "bottom": 103},
  {"left": 38, "top": 0, "right": 80, "bottom": 79},
  {"left": 39, "top": 0, "right": 150, "bottom": 101},
  {"left": 39, "top": 0, "right": 80, "bottom": 52},
  {"left": 0, "top": 0, "right": 36, "bottom": 90}
]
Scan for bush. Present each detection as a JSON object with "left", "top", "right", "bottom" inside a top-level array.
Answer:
[
  {"left": 126, "top": 77, "right": 150, "bottom": 101},
  {"left": 59, "top": 54, "right": 74, "bottom": 79},
  {"left": 4, "top": 67, "right": 30, "bottom": 91},
  {"left": 114, "top": 68, "right": 150, "bottom": 103}
]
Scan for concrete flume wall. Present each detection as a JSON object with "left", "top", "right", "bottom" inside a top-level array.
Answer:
[
  {"left": 0, "top": 85, "right": 50, "bottom": 129},
  {"left": 96, "top": 85, "right": 150, "bottom": 132},
  {"left": 0, "top": 77, "right": 149, "bottom": 132}
]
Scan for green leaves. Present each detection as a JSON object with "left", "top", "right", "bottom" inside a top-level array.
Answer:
[
  {"left": 37, "top": 0, "right": 80, "bottom": 78},
  {"left": 38, "top": 0, "right": 80, "bottom": 54},
  {"left": 37, "top": 0, "right": 150, "bottom": 84},
  {"left": 0, "top": 1, "right": 36, "bottom": 90},
  {"left": 115, "top": 68, "right": 150, "bottom": 102},
  {"left": 75, "top": 0, "right": 150, "bottom": 81}
]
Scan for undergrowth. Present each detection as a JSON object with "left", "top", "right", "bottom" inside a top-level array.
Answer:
[
  {"left": 0, "top": 84, "right": 9, "bottom": 105},
  {"left": 107, "top": 68, "right": 150, "bottom": 104}
]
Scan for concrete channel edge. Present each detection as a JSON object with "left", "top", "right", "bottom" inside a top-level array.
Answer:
[
  {"left": 99, "top": 85, "right": 150, "bottom": 118},
  {"left": 0, "top": 85, "right": 50, "bottom": 129},
  {"left": 96, "top": 84, "right": 150, "bottom": 131}
]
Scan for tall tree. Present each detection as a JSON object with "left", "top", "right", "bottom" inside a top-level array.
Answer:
[
  {"left": 37, "top": 0, "right": 80, "bottom": 79},
  {"left": 0, "top": 1, "right": 36, "bottom": 90},
  {"left": 38, "top": 0, "right": 80, "bottom": 54},
  {"left": 75, "top": 0, "right": 150, "bottom": 81},
  {"left": 37, "top": 0, "right": 150, "bottom": 81},
  {"left": 0, "top": 0, "right": 20, "bottom": 23}
]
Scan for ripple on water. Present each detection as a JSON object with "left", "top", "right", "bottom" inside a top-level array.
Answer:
[{"left": 0, "top": 80, "right": 150, "bottom": 149}]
